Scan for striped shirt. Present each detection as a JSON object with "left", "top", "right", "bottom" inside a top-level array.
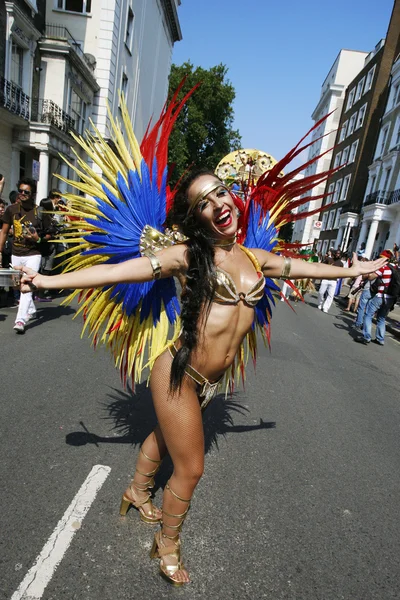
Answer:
[{"left": 374, "top": 265, "right": 392, "bottom": 298}]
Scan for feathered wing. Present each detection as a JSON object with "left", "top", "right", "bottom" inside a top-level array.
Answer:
[
  {"left": 56, "top": 92, "right": 195, "bottom": 385},
  {"left": 225, "top": 116, "right": 337, "bottom": 393}
]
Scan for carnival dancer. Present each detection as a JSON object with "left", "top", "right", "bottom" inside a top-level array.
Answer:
[{"left": 18, "top": 90, "right": 387, "bottom": 586}]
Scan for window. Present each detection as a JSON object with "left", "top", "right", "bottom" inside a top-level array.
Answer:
[
  {"left": 341, "top": 175, "right": 351, "bottom": 201},
  {"left": 364, "top": 65, "right": 376, "bottom": 93},
  {"left": 333, "top": 179, "right": 342, "bottom": 203},
  {"left": 327, "top": 183, "right": 335, "bottom": 199},
  {"left": 334, "top": 208, "right": 342, "bottom": 229},
  {"left": 68, "top": 87, "right": 87, "bottom": 134},
  {"left": 346, "top": 88, "right": 355, "bottom": 111},
  {"left": 348, "top": 113, "right": 357, "bottom": 136},
  {"left": 378, "top": 127, "right": 389, "bottom": 156},
  {"left": 334, "top": 152, "right": 342, "bottom": 169},
  {"left": 355, "top": 78, "right": 365, "bottom": 102},
  {"left": 321, "top": 212, "right": 328, "bottom": 231},
  {"left": 121, "top": 73, "right": 128, "bottom": 98},
  {"left": 341, "top": 146, "right": 349, "bottom": 166},
  {"left": 356, "top": 104, "right": 367, "bottom": 129},
  {"left": 395, "top": 85, "right": 400, "bottom": 107},
  {"left": 11, "top": 41, "right": 24, "bottom": 88},
  {"left": 382, "top": 167, "right": 392, "bottom": 191},
  {"left": 339, "top": 120, "right": 348, "bottom": 142},
  {"left": 349, "top": 140, "right": 359, "bottom": 162},
  {"left": 391, "top": 84, "right": 400, "bottom": 109},
  {"left": 394, "top": 119, "right": 400, "bottom": 147},
  {"left": 369, "top": 175, "right": 376, "bottom": 194},
  {"left": 327, "top": 210, "right": 335, "bottom": 229},
  {"left": 56, "top": 0, "right": 91, "bottom": 13},
  {"left": 125, "top": 7, "right": 134, "bottom": 51}
]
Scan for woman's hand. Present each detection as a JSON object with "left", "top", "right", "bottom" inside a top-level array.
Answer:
[
  {"left": 348, "top": 252, "right": 387, "bottom": 277},
  {"left": 16, "top": 265, "right": 45, "bottom": 293}
]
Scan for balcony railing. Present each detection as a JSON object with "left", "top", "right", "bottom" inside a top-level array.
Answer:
[
  {"left": 31, "top": 99, "right": 75, "bottom": 134},
  {"left": 388, "top": 188, "right": 400, "bottom": 206},
  {"left": 44, "top": 23, "right": 94, "bottom": 71},
  {"left": 0, "top": 76, "right": 30, "bottom": 119},
  {"left": 364, "top": 189, "right": 400, "bottom": 207},
  {"left": 363, "top": 190, "right": 391, "bottom": 206}
]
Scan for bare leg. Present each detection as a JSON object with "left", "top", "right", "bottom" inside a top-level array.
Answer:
[
  {"left": 122, "top": 426, "right": 167, "bottom": 521},
  {"left": 149, "top": 350, "right": 205, "bottom": 584}
]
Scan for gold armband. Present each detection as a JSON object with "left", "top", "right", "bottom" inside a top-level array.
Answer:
[
  {"left": 144, "top": 250, "right": 162, "bottom": 280},
  {"left": 280, "top": 256, "right": 292, "bottom": 279}
]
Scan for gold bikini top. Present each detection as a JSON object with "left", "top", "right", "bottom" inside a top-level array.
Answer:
[{"left": 213, "top": 246, "right": 265, "bottom": 307}]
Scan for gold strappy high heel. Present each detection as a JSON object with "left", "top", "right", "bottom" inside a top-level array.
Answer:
[
  {"left": 149, "top": 481, "right": 191, "bottom": 586},
  {"left": 119, "top": 447, "right": 161, "bottom": 524}
]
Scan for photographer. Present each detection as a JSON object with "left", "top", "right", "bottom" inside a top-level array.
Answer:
[
  {"left": 0, "top": 178, "right": 52, "bottom": 333},
  {"left": 39, "top": 189, "right": 66, "bottom": 299}
]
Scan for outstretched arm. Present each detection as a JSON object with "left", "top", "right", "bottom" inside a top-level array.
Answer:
[
  {"left": 253, "top": 250, "right": 387, "bottom": 280},
  {"left": 18, "top": 244, "right": 188, "bottom": 292}
]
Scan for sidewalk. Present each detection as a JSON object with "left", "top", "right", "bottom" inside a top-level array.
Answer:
[{"left": 336, "top": 284, "right": 400, "bottom": 341}]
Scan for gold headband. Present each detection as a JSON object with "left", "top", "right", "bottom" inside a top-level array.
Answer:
[{"left": 188, "top": 181, "right": 229, "bottom": 213}]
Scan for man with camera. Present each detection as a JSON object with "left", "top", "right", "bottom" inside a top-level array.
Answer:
[
  {"left": 0, "top": 177, "right": 52, "bottom": 333},
  {"left": 38, "top": 189, "right": 66, "bottom": 300}
]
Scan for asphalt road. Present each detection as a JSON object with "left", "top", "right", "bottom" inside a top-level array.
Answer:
[{"left": 1, "top": 293, "right": 399, "bottom": 600}]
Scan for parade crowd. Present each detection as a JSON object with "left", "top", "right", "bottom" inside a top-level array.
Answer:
[
  {"left": 281, "top": 245, "right": 400, "bottom": 347},
  {"left": 1, "top": 175, "right": 399, "bottom": 346}
]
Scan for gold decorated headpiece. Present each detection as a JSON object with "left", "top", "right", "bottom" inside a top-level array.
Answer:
[{"left": 188, "top": 181, "right": 229, "bottom": 213}]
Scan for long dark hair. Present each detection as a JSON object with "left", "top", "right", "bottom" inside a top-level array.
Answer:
[{"left": 166, "top": 168, "right": 218, "bottom": 392}]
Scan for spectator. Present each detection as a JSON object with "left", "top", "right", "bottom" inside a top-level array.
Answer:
[
  {"left": 318, "top": 250, "right": 342, "bottom": 313},
  {"left": 352, "top": 277, "right": 371, "bottom": 332},
  {"left": 0, "top": 199, "right": 11, "bottom": 268},
  {"left": 393, "top": 242, "right": 399, "bottom": 262},
  {"left": 344, "top": 273, "right": 363, "bottom": 312},
  {"left": 354, "top": 249, "right": 395, "bottom": 346},
  {"left": 9, "top": 190, "right": 19, "bottom": 204},
  {"left": 0, "top": 174, "right": 4, "bottom": 198},
  {"left": 38, "top": 189, "right": 65, "bottom": 299},
  {"left": 0, "top": 177, "right": 52, "bottom": 333}
]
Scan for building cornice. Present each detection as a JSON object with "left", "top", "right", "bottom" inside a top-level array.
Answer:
[
  {"left": 38, "top": 39, "right": 99, "bottom": 93},
  {"left": 5, "top": 1, "right": 41, "bottom": 41},
  {"left": 311, "top": 84, "right": 344, "bottom": 121},
  {"left": 160, "top": 0, "right": 182, "bottom": 43}
]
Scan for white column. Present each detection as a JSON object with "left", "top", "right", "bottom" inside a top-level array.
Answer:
[
  {"left": 358, "top": 219, "right": 369, "bottom": 247},
  {"left": 11, "top": 147, "right": 20, "bottom": 191},
  {"left": 59, "top": 161, "right": 69, "bottom": 193},
  {"left": 342, "top": 224, "right": 352, "bottom": 251},
  {"left": 364, "top": 218, "right": 379, "bottom": 258},
  {"left": 36, "top": 151, "right": 50, "bottom": 203},
  {"left": 336, "top": 226, "right": 345, "bottom": 249}
]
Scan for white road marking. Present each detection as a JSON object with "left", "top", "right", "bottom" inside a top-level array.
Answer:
[{"left": 11, "top": 464, "right": 111, "bottom": 600}]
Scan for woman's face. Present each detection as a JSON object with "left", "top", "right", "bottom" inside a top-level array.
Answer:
[{"left": 187, "top": 175, "right": 238, "bottom": 240}]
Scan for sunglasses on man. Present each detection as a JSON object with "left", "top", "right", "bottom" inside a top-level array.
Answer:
[{"left": 18, "top": 189, "right": 32, "bottom": 196}]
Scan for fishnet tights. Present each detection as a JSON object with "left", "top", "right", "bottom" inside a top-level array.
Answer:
[{"left": 134, "top": 349, "right": 204, "bottom": 537}]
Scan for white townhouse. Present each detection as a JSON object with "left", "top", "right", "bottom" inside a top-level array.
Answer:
[
  {"left": 0, "top": 0, "right": 182, "bottom": 201},
  {"left": 357, "top": 55, "right": 400, "bottom": 258},
  {"left": 292, "top": 50, "right": 367, "bottom": 247}
]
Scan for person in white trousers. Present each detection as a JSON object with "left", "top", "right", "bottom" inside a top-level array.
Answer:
[
  {"left": 0, "top": 178, "right": 51, "bottom": 333},
  {"left": 318, "top": 279, "right": 337, "bottom": 313},
  {"left": 11, "top": 254, "right": 41, "bottom": 325}
]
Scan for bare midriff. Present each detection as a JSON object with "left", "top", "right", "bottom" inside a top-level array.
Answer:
[{"left": 175, "top": 300, "right": 255, "bottom": 381}]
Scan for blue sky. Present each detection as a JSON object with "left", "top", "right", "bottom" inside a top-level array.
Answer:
[{"left": 173, "top": 0, "right": 394, "bottom": 163}]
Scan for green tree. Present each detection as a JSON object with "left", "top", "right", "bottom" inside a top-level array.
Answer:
[{"left": 168, "top": 62, "right": 241, "bottom": 184}]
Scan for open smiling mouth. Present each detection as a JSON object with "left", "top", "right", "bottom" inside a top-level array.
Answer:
[{"left": 215, "top": 209, "right": 232, "bottom": 228}]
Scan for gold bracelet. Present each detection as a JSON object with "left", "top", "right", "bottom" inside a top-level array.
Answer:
[
  {"left": 144, "top": 250, "right": 162, "bottom": 280},
  {"left": 280, "top": 256, "right": 292, "bottom": 279}
]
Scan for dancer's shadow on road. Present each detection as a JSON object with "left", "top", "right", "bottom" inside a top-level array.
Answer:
[
  {"left": 26, "top": 304, "right": 75, "bottom": 329},
  {"left": 66, "top": 383, "right": 275, "bottom": 491}
]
